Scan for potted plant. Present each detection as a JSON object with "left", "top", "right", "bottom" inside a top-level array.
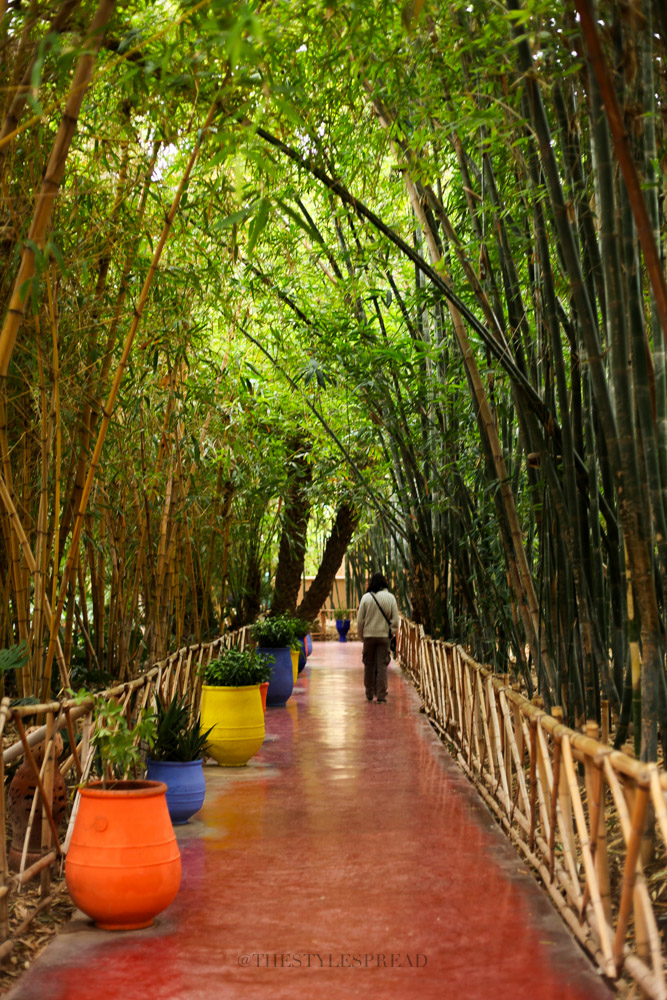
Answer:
[
  {"left": 145, "top": 692, "right": 213, "bottom": 825},
  {"left": 285, "top": 615, "right": 310, "bottom": 674},
  {"left": 65, "top": 691, "right": 181, "bottom": 931},
  {"left": 335, "top": 607, "right": 351, "bottom": 642},
  {"left": 200, "top": 648, "right": 272, "bottom": 765},
  {"left": 250, "top": 613, "right": 298, "bottom": 706}
]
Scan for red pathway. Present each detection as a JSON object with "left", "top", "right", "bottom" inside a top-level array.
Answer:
[{"left": 9, "top": 642, "right": 612, "bottom": 1000}]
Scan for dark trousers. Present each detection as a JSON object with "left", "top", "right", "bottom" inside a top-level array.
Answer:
[{"left": 362, "top": 637, "right": 390, "bottom": 700}]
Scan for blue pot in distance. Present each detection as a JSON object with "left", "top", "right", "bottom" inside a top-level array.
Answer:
[
  {"left": 335, "top": 619, "right": 351, "bottom": 642},
  {"left": 305, "top": 633, "right": 313, "bottom": 657},
  {"left": 297, "top": 638, "right": 307, "bottom": 673},
  {"left": 145, "top": 758, "right": 206, "bottom": 826},
  {"left": 258, "top": 646, "right": 294, "bottom": 706}
]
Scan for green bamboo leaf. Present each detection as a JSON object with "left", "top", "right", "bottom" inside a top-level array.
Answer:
[
  {"left": 246, "top": 197, "right": 270, "bottom": 256},
  {"left": 213, "top": 205, "right": 254, "bottom": 232}
]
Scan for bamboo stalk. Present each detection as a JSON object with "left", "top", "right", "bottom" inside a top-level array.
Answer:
[
  {"left": 487, "top": 677, "right": 511, "bottom": 809},
  {"left": 613, "top": 786, "right": 650, "bottom": 972},
  {"left": 649, "top": 765, "right": 667, "bottom": 849},
  {"left": 13, "top": 717, "right": 61, "bottom": 876},
  {"left": 560, "top": 736, "right": 614, "bottom": 971},
  {"left": 574, "top": 0, "right": 667, "bottom": 353},
  {"left": 500, "top": 689, "right": 530, "bottom": 818},
  {"left": 0, "top": 0, "right": 117, "bottom": 376},
  {"left": 39, "top": 711, "right": 55, "bottom": 898},
  {"left": 549, "top": 738, "right": 561, "bottom": 882},
  {"left": 0, "top": 471, "right": 69, "bottom": 687},
  {"left": 0, "top": 697, "right": 9, "bottom": 942},
  {"left": 42, "top": 99, "right": 220, "bottom": 684},
  {"left": 529, "top": 720, "right": 538, "bottom": 851}
]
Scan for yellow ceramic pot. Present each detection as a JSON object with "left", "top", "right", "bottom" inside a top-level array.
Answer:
[
  {"left": 290, "top": 649, "right": 299, "bottom": 685},
  {"left": 200, "top": 685, "right": 265, "bottom": 766}
]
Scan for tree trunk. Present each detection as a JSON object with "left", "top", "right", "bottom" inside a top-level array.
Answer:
[
  {"left": 297, "top": 502, "right": 359, "bottom": 622},
  {"left": 271, "top": 440, "right": 312, "bottom": 615}
]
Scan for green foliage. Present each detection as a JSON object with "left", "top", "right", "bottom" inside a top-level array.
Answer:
[
  {"left": 0, "top": 642, "right": 29, "bottom": 674},
  {"left": 203, "top": 647, "right": 273, "bottom": 686},
  {"left": 250, "top": 612, "right": 300, "bottom": 648},
  {"left": 335, "top": 607, "right": 349, "bottom": 620},
  {"left": 283, "top": 615, "right": 310, "bottom": 639},
  {"left": 73, "top": 690, "right": 156, "bottom": 788},
  {"left": 150, "top": 693, "right": 213, "bottom": 762}
]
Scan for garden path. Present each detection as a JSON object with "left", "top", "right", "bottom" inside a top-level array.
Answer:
[{"left": 8, "top": 641, "right": 612, "bottom": 1000}]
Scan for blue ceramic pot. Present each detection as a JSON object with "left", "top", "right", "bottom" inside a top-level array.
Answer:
[
  {"left": 297, "top": 638, "right": 307, "bottom": 673},
  {"left": 145, "top": 758, "right": 206, "bottom": 826},
  {"left": 305, "top": 633, "right": 313, "bottom": 657},
  {"left": 257, "top": 646, "right": 293, "bottom": 706},
  {"left": 335, "top": 619, "right": 351, "bottom": 642}
]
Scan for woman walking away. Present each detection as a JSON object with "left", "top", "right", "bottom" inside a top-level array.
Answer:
[{"left": 357, "top": 573, "right": 399, "bottom": 703}]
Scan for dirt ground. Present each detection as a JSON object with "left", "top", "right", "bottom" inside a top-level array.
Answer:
[{"left": 0, "top": 876, "right": 75, "bottom": 997}]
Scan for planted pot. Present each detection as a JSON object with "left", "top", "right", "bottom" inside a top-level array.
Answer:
[
  {"left": 145, "top": 758, "right": 205, "bottom": 825},
  {"left": 296, "top": 638, "right": 307, "bottom": 673},
  {"left": 257, "top": 646, "right": 293, "bottom": 707},
  {"left": 290, "top": 649, "right": 299, "bottom": 685},
  {"left": 200, "top": 684, "right": 265, "bottom": 765},
  {"left": 305, "top": 633, "right": 313, "bottom": 656},
  {"left": 65, "top": 780, "right": 181, "bottom": 930},
  {"left": 335, "top": 619, "right": 351, "bottom": 642},
  {"left": 259, "top": 681, "right": 269, "bottom": 715}
]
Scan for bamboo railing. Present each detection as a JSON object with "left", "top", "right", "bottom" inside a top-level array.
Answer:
[
  {"left": 397, "top": 618, "right": 667, "bottom": 998},
  {"left": 4, "top": 617, "right": 666, "bottom": 993},
  {"left": 0, "top": 625, "right": 249, "bottom": 964}
]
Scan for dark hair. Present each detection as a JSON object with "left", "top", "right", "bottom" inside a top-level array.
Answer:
[{"left": 367, "top": 573, "right": 389, "bottom": 593}]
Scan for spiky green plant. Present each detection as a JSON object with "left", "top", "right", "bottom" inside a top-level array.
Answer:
[{"left": 150, "top": 693, "right": 213, "bottom": 762}]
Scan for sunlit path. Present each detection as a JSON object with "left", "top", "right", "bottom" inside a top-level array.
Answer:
[{"left": 9, "top": 642, "right": 612, "bottom": 1000}]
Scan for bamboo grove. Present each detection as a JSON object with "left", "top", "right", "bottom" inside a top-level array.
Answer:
[{"left": 0, "top": 0, "right": 666, "bottom": 760}]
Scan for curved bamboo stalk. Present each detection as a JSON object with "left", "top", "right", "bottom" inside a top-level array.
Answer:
[
  {"left": 0, "top": 0, "right": 81, "bottom": 185},
  {"left": 0, "top": 0, "right": 117, "bottom": 377},
  {"left": 0, "top": 472, "right": 68, "bottom": 686},
  {"left": 574, "top": 0, "right": 667, "bottom": 354}
]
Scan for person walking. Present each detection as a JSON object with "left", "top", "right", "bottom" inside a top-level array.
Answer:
[{"left": 356, "top": 573, "right": 399, "bottom": 702}]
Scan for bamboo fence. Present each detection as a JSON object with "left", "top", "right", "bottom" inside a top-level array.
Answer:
[
  {"left": 0, "top": 625, "right": 249, "bottom": 964},
  {"left": 4, "top": 616, "right": 667, "bottom": 994},
  {"left": 398, "top": 618, "right": 667, "bottom": 998}
]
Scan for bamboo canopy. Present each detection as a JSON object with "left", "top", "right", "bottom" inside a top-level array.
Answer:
[{"left": 0, "top": 0, "right": 666, "bottom": 985}]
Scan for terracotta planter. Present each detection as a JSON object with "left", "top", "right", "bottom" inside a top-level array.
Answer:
[
  {"left": 200, "top": 684, "right": 265, "bottom": 765},
  {"left": 259, "top": 681, "right": 269, "bottom": 715},
  {"left": 65, "top": 780, "right": 181, "bottom": 930}
]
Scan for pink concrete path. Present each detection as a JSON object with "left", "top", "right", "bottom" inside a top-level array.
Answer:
[{"left": 8, "top": 642, "right": 612, "bottom": 1000}]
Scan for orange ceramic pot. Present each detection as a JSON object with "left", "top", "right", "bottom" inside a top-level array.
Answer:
[{"left": 65, "top": 780, "right": 181, "bottom": 930}]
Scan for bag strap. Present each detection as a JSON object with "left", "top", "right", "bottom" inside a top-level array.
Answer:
[{"left": 369, "top": 591, "right": 392, "bottom": 635}]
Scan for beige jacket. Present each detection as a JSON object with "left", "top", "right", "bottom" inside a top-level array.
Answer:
[{"left": 357, "top": 589, "right": 399, "bottom": 639}]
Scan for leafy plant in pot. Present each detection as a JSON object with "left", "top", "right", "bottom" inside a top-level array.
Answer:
[
  {"left": 64, "top": 691, "right": 181, "bottom": 931},
  {"left": 250, "top": 613, "right": 299, "bottom": 706},
  {"left": 200, "top": 648, "right": 272, "bottom": 765},
  {"left": 145, "top": 693, "right": 213, "bottom": 825},
  {"left": 284, "top": 615, "right": 311, "bottom": 673},
  {"left": 335, "top": 607, "right": 351, "bottom": 642}
]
